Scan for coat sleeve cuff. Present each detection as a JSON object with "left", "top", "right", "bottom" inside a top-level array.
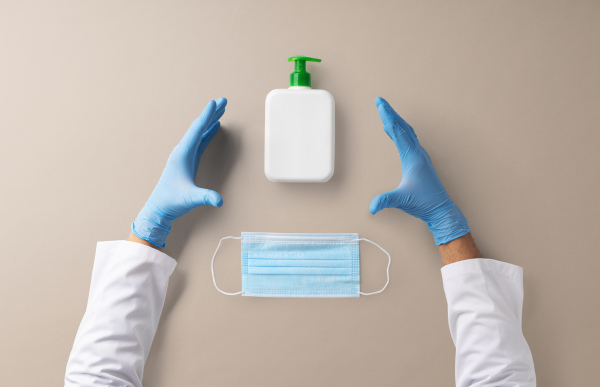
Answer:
[
  {"left": 441, "top": 258, "right": 523, "bottom": 282},
  {"left": 96, "top": 240, "right": 177, "bottom": 274}
]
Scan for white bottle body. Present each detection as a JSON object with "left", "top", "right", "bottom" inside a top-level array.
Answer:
[{"left": 265, "top": 87, "right": 335, "bottom": 182}]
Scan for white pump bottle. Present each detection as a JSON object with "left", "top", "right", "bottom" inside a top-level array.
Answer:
[{"left": 265, "top": 56, "right": 335, "bottom": 182}]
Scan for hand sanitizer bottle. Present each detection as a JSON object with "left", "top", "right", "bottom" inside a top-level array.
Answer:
[{"left": 265, "top": 56, "right": 335, "bottom": 182}]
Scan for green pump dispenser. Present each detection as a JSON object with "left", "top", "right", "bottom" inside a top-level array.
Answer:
[{"left": 288, "top": 56, "right": 322, "bottom": 87}]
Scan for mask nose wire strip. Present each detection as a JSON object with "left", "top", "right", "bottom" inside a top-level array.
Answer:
[
  {"left": 211, "top": 236, "right": 243, "bottom": 296},
  {"left": 355, "top": 238, "right": 391, "bottom": 296}
]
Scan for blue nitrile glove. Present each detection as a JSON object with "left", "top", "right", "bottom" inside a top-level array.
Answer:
[
  {"left": 369, "top": 97, "right": 470, "bottom": 245},
  {"left": 132, "top": 98, "right": 227, "bottom": 248}
]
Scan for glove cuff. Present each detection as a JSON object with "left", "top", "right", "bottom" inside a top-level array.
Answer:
[
  {"left": 131, "top": 205, "right": 173, "bottom": 248},
  {"left": 427, "top": 203, "right": 471, "bottom": 245}
]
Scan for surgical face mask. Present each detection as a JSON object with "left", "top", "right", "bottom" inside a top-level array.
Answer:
[{"left": 211, "top": 232, "right": 390, "bottom": 298}]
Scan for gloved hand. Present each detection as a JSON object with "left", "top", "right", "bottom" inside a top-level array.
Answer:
[
  {"left": 132, "top": 98, "right": 227, "bottom": 248},
  {"left": 369, "top": 97, "right": 470, "bottom": 245}
]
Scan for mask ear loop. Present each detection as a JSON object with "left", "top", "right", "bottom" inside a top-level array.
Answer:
[
  {"left": 355, "top": 238, "right": 391, "bottom": 296},
  {"left": 211, "top": 236, "right": 242, "bottom": 296}
]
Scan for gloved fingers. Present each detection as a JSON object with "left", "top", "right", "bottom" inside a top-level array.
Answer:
[
  {"left": 196, "top": 98, "right": 226, "bottom": 149},
  {"left": 190, "top": 187, "right": 223, "bottom": 208},
  {"left": 376, "top": 97, "right": 415, "bottom": 155},
  {"left": 191, "top": 99, "right": 226, "bottom": 168},
  {"left": 198, "top": 121, "right": 221, "bottom": 156},
  {"left": 181, "top": 100, "right": 218, "bottom": 150},
  {"left": 369, "top": 189, "right": 402, "bottom": 214},
  {"left": 192, "top": 121, "right": 220, "bottom": 176},
  {"left": 212, "top": 97, "right": 228, "bottom": 124},
  {"left": 376, "top": 97, "right": 420, "bottom": 146},
  {"left": 404, "top": 122, "right": 419, "bottom": 147}
]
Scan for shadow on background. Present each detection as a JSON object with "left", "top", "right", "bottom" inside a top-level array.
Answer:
[
  {"left": 157, "top": 126, "right": 240, "bottom": 321},
  {"left": 164, "top": 126, "right": 240, "bottom": 258}
]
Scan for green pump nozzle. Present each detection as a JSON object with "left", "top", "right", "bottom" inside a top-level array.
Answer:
[{"left": 288, "top": 56, "right": 322, "bottom": 87}]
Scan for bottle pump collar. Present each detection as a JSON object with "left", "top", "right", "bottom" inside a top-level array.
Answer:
[{"left": 288, "top": 56, "right": 321, "bottom": 87}]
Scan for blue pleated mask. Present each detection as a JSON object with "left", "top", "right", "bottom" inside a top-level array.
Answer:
[{"left": 211, "top": 232, "right": 390, "bottom": 298}]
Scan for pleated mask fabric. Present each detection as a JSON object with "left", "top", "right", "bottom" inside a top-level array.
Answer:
[{"left": 211, "top": 232, "right": 390, "bottom": 298}]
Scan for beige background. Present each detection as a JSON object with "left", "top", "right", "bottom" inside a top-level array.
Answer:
[{"left": 1, "top": 1, "right": 599, "bottom": 386}]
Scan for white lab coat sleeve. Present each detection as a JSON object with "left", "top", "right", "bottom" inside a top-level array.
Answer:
[
  {"left": 65, "top": 241, "right": 177, "bottom": 387},
  {"left": 442, "top": 258, "right": 536, "bottom": 387}
]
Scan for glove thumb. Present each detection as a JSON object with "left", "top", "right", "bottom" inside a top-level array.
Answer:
[
  {"left": 191, "top": 188, "right": 223, "bottom": 208},
  {"left": 369, "top": 189, "right": 401, "bottom": 214}
]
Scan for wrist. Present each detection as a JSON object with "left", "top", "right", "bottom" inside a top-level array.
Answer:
[
  {"left": 131, "top": 205, "right": 173, "bottom": 248},
  {"left": 438, "top": 232, "right": 480, "bottom": 265},
  {"left": 127, "top": 232, "right": 162, "bottom": 250},
  {"left": 426, "top": 202, "right": 470, "bottom": 245}
]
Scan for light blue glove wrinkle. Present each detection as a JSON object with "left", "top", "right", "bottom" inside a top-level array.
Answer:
[
  {"left": 132, "top": 98, "right": 227, "bottom": 248},
  {"left": 369, "top": 97, "right": 470, "bottom": 245}
]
